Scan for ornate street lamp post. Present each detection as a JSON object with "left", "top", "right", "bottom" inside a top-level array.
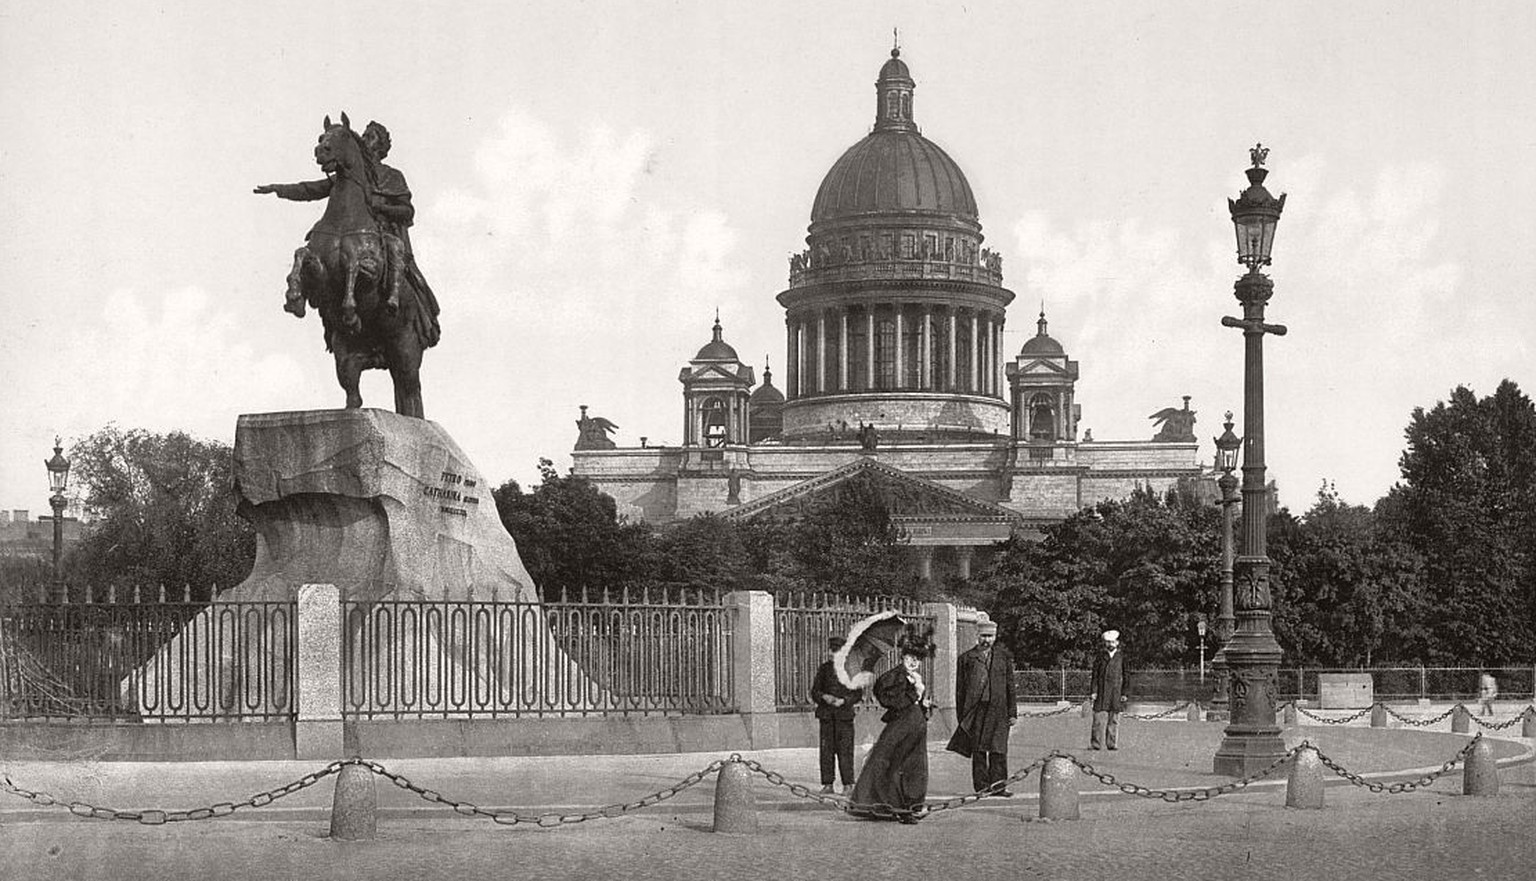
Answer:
[
  {"left": 1208, "top": 413, "right": 1241, "bottom": 714},
  {"left": 1213, "top": 145, "right": 1288, "bottom": 776},
  {"left": 44, "top": 437, "right": 71, "bottom": 601}
]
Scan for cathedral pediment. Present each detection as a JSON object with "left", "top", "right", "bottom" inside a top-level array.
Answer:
[{"left": 723, "top": 458, "right": 1019, "bottom": 524}]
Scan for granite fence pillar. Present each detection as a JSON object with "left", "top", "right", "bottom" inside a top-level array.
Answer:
[
  {"left": 295, "top": 583, "right": 344, "bottom": 760},
  {"left": 726, "top": 590, "right": 778, "bottom": 749}
]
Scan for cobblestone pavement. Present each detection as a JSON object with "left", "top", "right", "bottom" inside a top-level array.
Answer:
[{"left": 3, "top": 712, "right": 1532, "bottom": 880}]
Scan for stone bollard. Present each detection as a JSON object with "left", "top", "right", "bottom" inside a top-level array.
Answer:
[
  {"left": 1370, "top": 703, "right": 1388, "bottom": 728},
  {"left": 712, "top": 760, "right": 758, "bottom": 833},
  {"left": 1186, "top": 702, "right": 1202, "bottom": 722},
  {"left": 1284, "top": 703, "right": 1299, "bottom": 726},
  {"left": 1451, "top": 704, "right": 1471, "bottom": 734},
  {"left": 1463, "top": 738, "right": 1499, "bottom": 797},
  {"left": 1285, "top": 746, "right": 1324, "bottom": 809},
  {"left": 1038, "top": 756, "right": 1080, "bottom": 820},
  {"left": 1523, "top": 708, "right": 1536, "bottom": 739},
  {"left": 1081, "top": 701, "right": 1092, "bottom": 719},
  {"left": 328, "top": 762, "right": 377, "bottom": 841}
]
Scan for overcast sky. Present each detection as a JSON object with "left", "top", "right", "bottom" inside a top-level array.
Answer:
[{"left": 2, "top": 0, "right": 1531, "bottom": 519}]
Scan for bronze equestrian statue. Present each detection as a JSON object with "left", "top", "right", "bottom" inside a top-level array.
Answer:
[{"left": 254, "top": 114, "right": 441, "bottom": 418}]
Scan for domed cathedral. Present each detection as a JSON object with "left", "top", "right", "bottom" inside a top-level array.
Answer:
[{"left": 570, "top": 47, "right": 1203, "bottom": 581}]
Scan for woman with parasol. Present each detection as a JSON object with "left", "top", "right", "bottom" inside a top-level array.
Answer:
[{"left": 835, "top": 611, "right": 935, "bottom": 824}]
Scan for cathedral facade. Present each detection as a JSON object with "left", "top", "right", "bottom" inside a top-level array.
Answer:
[{"left": 571, "top": 49, "right": 1202, "bottom": 580}]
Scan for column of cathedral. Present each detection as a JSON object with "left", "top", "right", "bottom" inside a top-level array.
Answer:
[{"left": 786, "top": 305, "right": 1005, "bottom": 398}]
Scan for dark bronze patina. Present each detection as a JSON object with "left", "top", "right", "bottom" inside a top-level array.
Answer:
[{"left": 255, "top": 114, "right": 441, "bottom": 418}]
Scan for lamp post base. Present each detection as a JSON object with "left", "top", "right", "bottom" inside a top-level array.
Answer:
[{"left": 1213, "top": 726, "right": 1287, "bottom": 777}]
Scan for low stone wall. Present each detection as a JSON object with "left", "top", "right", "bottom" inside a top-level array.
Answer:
[{"left": 0, "top": 721, "right": 296, "bottom": 762}]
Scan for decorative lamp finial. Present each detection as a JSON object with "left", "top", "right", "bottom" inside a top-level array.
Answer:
[{"left": 1249, "top": 143, "right": 1269, "bottom": 168}]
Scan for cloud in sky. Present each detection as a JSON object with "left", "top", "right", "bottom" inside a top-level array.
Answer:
[
  {"left": 1004, "top": 155, "right": 1519, "bottom": 507},
  {"left": 3, "top": 1, "right": 1532, "bottom": 519}
]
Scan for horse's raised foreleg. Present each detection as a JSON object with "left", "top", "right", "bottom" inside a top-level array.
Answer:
[{"left": 284, "top": 248, "right": 310, "bottom": 318}]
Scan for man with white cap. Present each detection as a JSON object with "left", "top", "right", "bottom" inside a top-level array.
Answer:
[
  {"left": 947, "top": 618, "right": 1017, "bottom": 795},
  {"left": 1089, "top": 629, "right": 1128, "bottom": 750}
]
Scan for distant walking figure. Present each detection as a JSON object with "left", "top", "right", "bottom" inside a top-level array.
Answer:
[
  {"left": 1478, "top": 672, "right": 1498, "bottom": 716},
  {"left": 1089, "top": 629, "right": 1129, "bottom": 750}
]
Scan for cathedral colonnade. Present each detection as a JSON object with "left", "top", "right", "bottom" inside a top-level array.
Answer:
[{"left": 783, "top": 303, "right": 1005, "bottom": 399}]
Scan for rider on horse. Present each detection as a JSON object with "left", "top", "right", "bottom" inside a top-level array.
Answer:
[{"left": 253, "top": 120, "right": 441, "bottom": 349}]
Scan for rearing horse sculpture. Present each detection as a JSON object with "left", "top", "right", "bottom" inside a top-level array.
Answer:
[{"left": 258, "top": 114, "right": 427, "bottom": 418}]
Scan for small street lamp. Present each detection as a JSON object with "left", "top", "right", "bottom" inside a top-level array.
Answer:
[
  {"left": 44, "top": 437, "right": 71, "bottom": 600},
  {"left": 1213, "top": 144, "right": 1289, "bottom": 776},
  {"left": 1197, "top": 618, "right": 1207, "bottom": 682},
  {"left": 1209, "top": 412, "right": 1242, "bottom": 715}
]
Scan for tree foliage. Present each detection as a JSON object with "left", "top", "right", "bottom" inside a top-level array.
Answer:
[
  {"left": 491, "top": 458, "right": 653, "bottom": 601},
  {"left": 977, "top": 485, "right": 1220, "bottom": 668},
  {"left": 493, "top": 463, "right": 922, "bottom": 601},
  {"left": 63, "top": 425, "right": 253, "bottom": 598},
  {"left": 1374, "top": 380, "right": 1536, "bottom": 664}
]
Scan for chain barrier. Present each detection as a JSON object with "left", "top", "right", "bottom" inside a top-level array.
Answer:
[
  {"left": 1295, "top": 704, "right": 1375, "bottom": 725},
  {"left": 0, "top": 760, "right": 347, "bottom": 824},
  {"left": 737, "top": 754, "right": 1047, "bottom": 820},
  {"left": 1017, "top": 702, "right": 1085, "bottom": 718},
  {"left": 1379, "top": 703, "right": 1458, "bottom": 727},
  {"left": 1055, "top": 746, "right": 1297, "bottom": 802},
  {"left": 0, "top": 725, "right": 1507, "bottom": 828},
  {"left": 1466, "top": 710, "right": 1529, "bottom": 731},
  {"left": 1312, "top": 734, "right": 1479, "bottom": 794},
  {"left": 352, "top": 756, "right": 726, "bottom": 827},
  {"left": 1122, "top": 701, "right": 1194, "bottom": 721}
]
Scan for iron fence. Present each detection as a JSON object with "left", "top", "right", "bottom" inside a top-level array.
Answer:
[
  {"left": 773, "top": 592, "right": 933, "bottom": 712},
  {"left": 0, "top": 598, "right": 295, "bottom": 721},
  {"left": 1274, "top": 666, "right": 1534, "bottom": 703},
  {"left": 341, "top": 588, "right": 735, "bottom": 719},
  {"left": 1013, "top": 665, "right": 1536, "bottom": 703}
]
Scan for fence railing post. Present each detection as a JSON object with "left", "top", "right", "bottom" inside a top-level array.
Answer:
[
  {"left": 922, "top": 602, "right": 959, "bottom": 731},
  {"left": 725, "top": 590, "right": 777, "bottom": 749},
  {"left": 295, "top": 583, "right": 344, "bottom": 760}
]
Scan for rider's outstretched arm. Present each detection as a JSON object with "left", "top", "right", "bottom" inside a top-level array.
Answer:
[{"left": 253, "top": 179, "right": 333, "bottom": 200}]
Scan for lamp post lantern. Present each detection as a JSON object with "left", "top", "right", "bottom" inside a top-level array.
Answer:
[
  {"left": 1213, "top": 145, "right": 1289, "bottom": 776},
  {"left": 1209, "top": 412, "right": 1242, "bottom": 714},
  {"left": 44, "top": 437, "right": 71, "bottom": 599}
]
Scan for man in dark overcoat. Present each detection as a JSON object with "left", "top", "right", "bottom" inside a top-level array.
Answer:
[
  {"left": 811, "top": 636, "right": 863, "bottom": 793},
  {"left": 946, "top": 619, "right": 1017, "bottom": 795},
  {"left": 1089, "top": 629, "right": 1129, "bottom": 749}
]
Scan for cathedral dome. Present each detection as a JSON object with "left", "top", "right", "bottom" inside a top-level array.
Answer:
[
  {"left": 1020, "top": 310, "right": 1065, "bottom": 356},
  {"left": 749, "top": 364, "right": 785, "bottom": 405},
  {"left": 810, "top": 49, "right": 977, "bottom": 225},
  {"left": 810, "top": 132, "right": 978, "bottom": 224},
  {"left": 693, "top": 315, "right": 739, "bottom": 361}
]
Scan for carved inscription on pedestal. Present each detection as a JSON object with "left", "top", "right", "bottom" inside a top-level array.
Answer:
[{"left": 423, "top": 469, "right": 480, "bottom": 518}]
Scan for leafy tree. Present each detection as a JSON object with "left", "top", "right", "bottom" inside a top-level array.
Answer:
[
  {"left": 1376, "top": 380, "right": 1536, "bottom": 663},
  {"left": 63, "top": 425, "right": 254, "bottom": 598},
  {"left": 492, "top": 458, "right": 655, "bottom": 600},
  {"left": 1267, "top": 482, "right": 1430, "bottom": 666},
  {"left": 739, "top": 471, "right": 923, "bottom": 599},
  {"left": 978, "top": 485, "right": 1220, "bottom": 668}
]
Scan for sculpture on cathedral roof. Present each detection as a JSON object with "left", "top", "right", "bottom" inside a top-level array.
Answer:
[
  {"left": 1149, "top": 396, "right": 1198, "bottom": 443},
  {"left": 575, "top": 405, "right": 619, "bottom": 450}
]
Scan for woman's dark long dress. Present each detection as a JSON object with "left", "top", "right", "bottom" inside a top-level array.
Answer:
[{"left": 848, "top": 665, "right": 929, "bottom": 820}]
